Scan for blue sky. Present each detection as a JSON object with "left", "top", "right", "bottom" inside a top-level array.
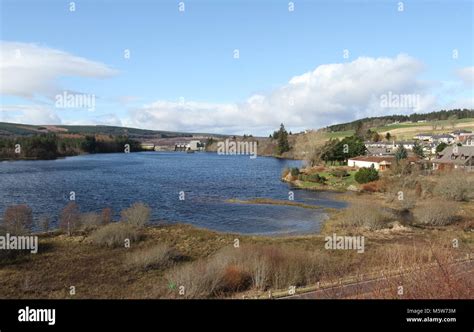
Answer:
[{"left": 0, "top": 0, "right": 473, "bottom": 135}]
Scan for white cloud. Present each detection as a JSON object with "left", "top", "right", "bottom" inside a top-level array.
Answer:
[
  {"left": 0, "top": 41, "right": 117, "bottom": 99},
  {"left": 127, "top": 54, "right": 437, "bottom": 134},
  {"left": 456, "top": 66, "right": 474, "bottom": 86},
  {"left": 0, "top": 104, "right": 61, "bottom": 124}
]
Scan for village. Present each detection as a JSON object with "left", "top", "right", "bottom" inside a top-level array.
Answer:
[{"left": 348, "top": 129, "right": 474, "bottom": 172}]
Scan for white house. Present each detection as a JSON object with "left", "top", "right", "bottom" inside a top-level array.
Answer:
[
  {"left": 414, "top": 133, "right": 432, "bottom": 141},
  {"left": 175, "top": 140, "right": 205, "bottom": 151},
  {"left": 188, "top": 140, "right": 203, "bottom": 151},
  {"left": 348, "top": 156, "right": 394, "bottom": 171},
  {"left": 140, "top": 142, "right": 155, "bottom": 150},
  {"left": 431, "top": 134, "right": 455, "bottom": 144},
  {"left": 397, "top": 141, "right": 416, "bottom": 150}
]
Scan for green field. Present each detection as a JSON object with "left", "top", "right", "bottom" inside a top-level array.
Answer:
[
  {"left": 325, "top": 130, "right": 355, "bottom": 139},
  {"left": 324, "top": 117, "right": 474, "bottom": 141},
  {"left": 373, "top": 117, "right": 474, "bottom": 132},
  {"left": 297, "top": 169, "right": 357, "bottom": 191}
]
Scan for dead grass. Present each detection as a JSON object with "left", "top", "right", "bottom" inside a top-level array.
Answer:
[
  {"left": 124, "top": 244, "right": 183, "bottom": 271},
  {"left": 413, "top": 200, "right": 460, "bottom": 226},
  {"left": 0, "top": 223, "right": 471, "bottom": 299},
  {"left": 89, "top": 222, "right": 142, "bottom": 248},
  {"left": 338, "top": 202, "right": 394, "bottom": 230},
  {"left": 165, "top": 245, "right": 334, "bottom": 298},
  {"left": 364, "top": 245, "right": 473, "bottom": 299}
]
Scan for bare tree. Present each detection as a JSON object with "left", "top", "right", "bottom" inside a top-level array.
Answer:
[
  {"left": 3, "top": 204, "right": 33, "bottom": 234},
  {"left": 59, "top": 202, "right": 81, "bottom": 236}
]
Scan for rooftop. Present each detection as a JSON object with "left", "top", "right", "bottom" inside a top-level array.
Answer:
[{"left": 433, "top": 146, "right": 474, "bottom": 165}]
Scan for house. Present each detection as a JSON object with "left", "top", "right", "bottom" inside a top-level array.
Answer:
[
  {"left": 365, "top": 141, "right": 415, "bottom": 150},
  {"left": 431, "top": 134, "right": 455, "bottom": 144},
  {"left": 422, "top": 142, "right": 438, "bottom": 155},
  {"left": 465, "top": 135, "right": 474, "bottom": 146},
  {"left": 348, "top": 156, "right": 395, "bottom": 171},
  {"left": 451, "top": 130, "right": 473, "bottom": 143},
  {"left": 348, "top": 155, "right": 420, "bottom": 171},
  {"left": 140, "top": 142, "right": 155, "bottom": 151},
  {"left": 414, "top": 133, "right": 433, "bottom": 141},
  {"left": 366, "top": 146, "right": 395, "bottom": 156},
  {"left": 175, "top": 140, "right": 205, "bottom": 151},
  {"left": 188, "top": 140, "right": 204, "bottom": 151},
  {"left": 364, "top": 141, "right": 392, "bottom": 148},
  {"left": 432, "top": 146, "right": 474, "bottom": 171},
  {"left": 397, "top": 141, "right": 416, "bottom": 150},
  {"left": 451, "top": 129, "right": 472, "bottom": 135}
]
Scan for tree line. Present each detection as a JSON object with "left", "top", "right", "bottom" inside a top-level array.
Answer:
[{"left": 0, "top": 133, "right": 143, "bottom": 160}]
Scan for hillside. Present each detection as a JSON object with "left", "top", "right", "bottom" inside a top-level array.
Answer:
[
  {"left": 324, "top": 117, "right": 474, "bottom": 141},
  {"left": 0, "top": 122, "right": 224, "bottom": 141},
  {"left": 326, "top": 109, "right": 474, "bottom": 132}
]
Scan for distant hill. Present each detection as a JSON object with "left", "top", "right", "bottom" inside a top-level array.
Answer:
[
  {"left": 0, "top": 122, "right": 226, "bottom": 140},
  {"left": 326, "top": 109, "right": 474, "bottom": 132}
]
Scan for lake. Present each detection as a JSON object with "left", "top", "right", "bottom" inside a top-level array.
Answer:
[{"left": 0, "top": 152, "right": 347, "bottom": 235}]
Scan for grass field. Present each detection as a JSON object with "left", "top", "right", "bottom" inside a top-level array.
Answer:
[
  {"left": 293, "top": 169, "right": 357, "bottom": 192},
  {"left": 324, "top": 117, "right": 474, "bottom": 141}
]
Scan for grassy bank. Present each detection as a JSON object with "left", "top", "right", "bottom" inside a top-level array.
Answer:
[
  {"left": 0, "top": 221, "right": 471, "bottom": 299},
  {"left": 282, "top": 166, "right": 358, "bottom": 192}
]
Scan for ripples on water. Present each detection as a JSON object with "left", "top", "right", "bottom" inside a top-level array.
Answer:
[{"left": 0, "top": 152, "right": 347, "bottom": 235}]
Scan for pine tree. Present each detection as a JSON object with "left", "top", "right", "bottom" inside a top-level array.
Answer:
[
  {"left": 395, "top": 145, "right": 408, "bottom": 161},
  {"left": 413, "top": 141, "right": 424, "bottom": 158},
  {"left": 276, "top": 123, "right": 290, "bottom": 155}
]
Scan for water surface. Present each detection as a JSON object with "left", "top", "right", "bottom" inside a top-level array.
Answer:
[{"left": 0, "top": 152, "right": 347, "bottom": 235}]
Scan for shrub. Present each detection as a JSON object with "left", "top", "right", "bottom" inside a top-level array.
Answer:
[
  {"left": 38, "top": 215, "right": 50, "bottom": 233},
  {"left": 89, "top": 222, "right": 141, "bottom": 248},
  {"left": 290, "top": 167, "right": 300, "bottom": 177},
  {"left": 299, "top": 173, "right": 327, "bottom": 184},
  {"left": 394, "top": 191, "right": 417, "bottom": 212},
  {"left": 362, "top": 182, "right": 378, "bottom": 192},
  {"left": 166, "top": 260, "right": 226, "bottom": 298},
  {"left": 221, "top": 265, "right": 252, "bottom": 293},
  {"left": 59, "top": 202, "right": 81, "bottom": 236},
  {"left": 120, "top": 202, "right": 151, "bottom": 227},
  {"left": 434, "top": 174, "right": 472, "bottom": 202},
  {"left": 165, "top": 245, "right": 329, "bottom": 298},
  {"left": 354, "top": 167, "right": 379, "bottom": 184},
  {"left": 340, "top": 202, "right": 392, "bottom": 230},
  {"left": 330, "top": 168, "right": 349, "bottom": 178},
  {"left": 413, "top": 201, "right": 459, "bottom": 226},
  {"left": 2, "top": 204, "right": 33, "bottom": 234},
  {"left": 101, "top": 207, "right": 113, "bottom": 225},
  {"left": 125, "top": 244, "right": 182, "bottom": 270},
  {"left": 80, "top": 212, "right": 103, "bottom": 232}
]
